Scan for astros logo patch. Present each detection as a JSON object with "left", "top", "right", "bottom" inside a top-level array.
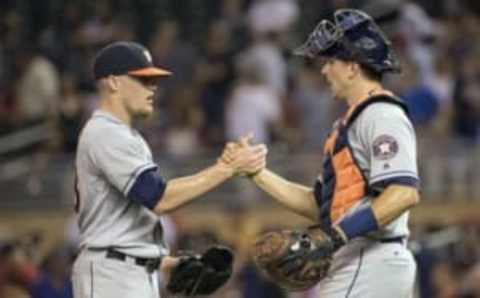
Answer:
[{"left": 372, "top": 134, "right": 398, "bottom": 160}]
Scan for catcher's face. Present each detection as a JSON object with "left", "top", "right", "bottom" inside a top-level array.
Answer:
[
  {"left": 320, "top": 58, "right": 354, "bottom": 101},
  {"left": 118, "top": 75, "right": 160, "bottom": 118}
]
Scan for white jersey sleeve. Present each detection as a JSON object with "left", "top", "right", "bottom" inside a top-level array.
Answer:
[{"left": 355, "top": 103, "right": 419, "bottom": 186}]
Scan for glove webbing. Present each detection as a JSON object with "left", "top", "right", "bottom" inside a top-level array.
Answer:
[{"left": 187, "top": 266, "right": 206, "bottom": 297}]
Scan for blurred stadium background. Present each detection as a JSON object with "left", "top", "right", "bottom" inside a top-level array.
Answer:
[{"left": 0, "top": 0, "right": 480, "bottom": 297}]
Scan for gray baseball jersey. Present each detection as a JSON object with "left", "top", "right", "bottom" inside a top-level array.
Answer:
[
  {"left": 75, "top": 110, "right": 168, "bottom": 258},
  {"left": 312, "top": 101, "right": 418, "bottom": 298},
  {"left": 345, "top": 102, "right": 419, "bottom": 238}
]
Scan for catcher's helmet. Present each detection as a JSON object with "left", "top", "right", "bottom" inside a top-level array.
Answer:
[{"left": 294, "top": 9, "right": 400, "bottom": 74}]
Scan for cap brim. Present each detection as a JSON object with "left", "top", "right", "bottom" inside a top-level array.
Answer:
[{"left": 128, "top": 67, "right": 172, "bottom": 77}]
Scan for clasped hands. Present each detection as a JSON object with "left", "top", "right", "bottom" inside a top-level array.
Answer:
[{"left": 217, "top": 134, "right": 267, "bottom": 177}]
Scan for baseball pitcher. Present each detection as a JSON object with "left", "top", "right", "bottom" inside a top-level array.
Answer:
[{"left": 71, "top": 41, "right": 267, "bottom": 298}]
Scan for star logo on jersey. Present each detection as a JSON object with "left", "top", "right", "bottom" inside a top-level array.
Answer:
[
  {"left": 379, "top": 143, "right": 391, "bottom": 154},
  {"left": 372, "top": 134, "right": 398, "bottom": 160}
]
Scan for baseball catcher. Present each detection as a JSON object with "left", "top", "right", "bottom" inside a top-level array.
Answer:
[
  {"left": 252, "top": 225, "right": 347, "bottom": 291},
  {"left": 167, "top": 246, "right": 234, "bottom": 296},
  {"left": 226, "top": 8, "right": 420, "bottom": 297}
]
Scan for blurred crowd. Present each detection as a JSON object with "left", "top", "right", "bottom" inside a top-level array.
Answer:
[
  {"left": 1, "top": 0, "right": 479, "bottom": 154},
  {"left": 1, "top": 0, "right": 480, "bottom": 297},
  {"left": 0, "top": 231, "right": 73, "bottom": 298},
  {"left": 1, "top": 0, "right": 480, "bottom": 197}
]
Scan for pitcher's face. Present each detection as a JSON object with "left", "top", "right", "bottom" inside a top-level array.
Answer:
[{"left": 118, "top": 75, "right": 159, "bottom": 118}]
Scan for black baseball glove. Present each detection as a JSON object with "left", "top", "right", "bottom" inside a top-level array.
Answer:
[{"left": 167, "top": 246, "right": 234, "bottom": 296}]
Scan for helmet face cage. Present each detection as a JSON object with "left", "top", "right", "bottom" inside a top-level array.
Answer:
[
  {"left": 294, "top": 9, "right": 400, "bottom": 73},
  {"left": 293, "top": 20, "right": 341, "bottom": 58}
]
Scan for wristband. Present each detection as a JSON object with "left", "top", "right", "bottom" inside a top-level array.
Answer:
[{"left": 337, "top": 205, "right": 379, "bottom": 240}]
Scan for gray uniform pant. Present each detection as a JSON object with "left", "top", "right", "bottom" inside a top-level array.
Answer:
[
  {"left": 72, "top": 249, "right": 160, "bottom": 298},
  {"left": 314, "top": 238, "right": 416, "bottom": 298}
]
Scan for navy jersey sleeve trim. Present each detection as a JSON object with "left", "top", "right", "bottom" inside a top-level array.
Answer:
[
  {"left": 370, "top": 176, "right": 420, "bottom": 192},
  {"left": 127, "top": 168, "right": 167, "bottom": 210},
  {"left": 123, "top": 163, "right": 158, "bottom": 195},
  {"left": 370, "top": 170, "right": 418, "bottom": 185}
]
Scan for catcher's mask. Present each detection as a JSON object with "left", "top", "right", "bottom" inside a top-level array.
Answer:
[{"left": 294, "top": 9, "right": 400, "bottom": 74}]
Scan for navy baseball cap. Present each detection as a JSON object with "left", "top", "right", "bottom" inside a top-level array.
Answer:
[{"left": 93, "top": 41, "right": 172, "bottom": 80}]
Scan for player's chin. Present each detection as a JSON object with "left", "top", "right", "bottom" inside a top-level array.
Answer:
[
  {"left": 330, "top": 88, "right": 342, "bottom": 101},
  {"left": 137, "top": 107, "right": 154, "bottom": 118},
  {"left": 326, "top": 82, "right": 337, "bottom": 96}
]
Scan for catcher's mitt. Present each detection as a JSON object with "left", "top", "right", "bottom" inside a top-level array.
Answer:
[
  {"left": 252, "top": 226, "right": 345, "bottom": 291},
  {"left": 167, "top": 246, "right": 233, "bottom": 296}
]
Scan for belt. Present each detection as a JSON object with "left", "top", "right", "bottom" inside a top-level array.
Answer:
[
  {"left": 90, "top": 247, "right": 162, "bottom": 273},
  {"left": 379, "top": 237, "right": 405, "bottom": 244}
]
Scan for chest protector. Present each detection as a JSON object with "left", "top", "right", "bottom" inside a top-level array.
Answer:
[{"left": 315, "top": 95, "right": 408, "bottom": 227}]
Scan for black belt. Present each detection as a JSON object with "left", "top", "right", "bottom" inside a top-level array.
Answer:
[
  {"left": 379, "top": 237, "right": 405, "bottom": 244},
  {"left": 93, "top": 248, "right": 162, "bottom": 273}
]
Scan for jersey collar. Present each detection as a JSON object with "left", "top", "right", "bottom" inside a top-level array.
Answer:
[{"left": 92, "top": 110, "right": 125, "bottom": 125}]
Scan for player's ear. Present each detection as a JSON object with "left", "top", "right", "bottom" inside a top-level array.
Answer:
[
  {"left": 104, "top": 75, "right": 120, "bottom": 92},
  {"left": 347, "top": 62, "right": 359, "bottom": 80},
  {"left": 96, "top": 76, "right": 118, "bottom": 93}
]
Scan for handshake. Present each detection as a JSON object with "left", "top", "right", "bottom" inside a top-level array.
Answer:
[{"left": 217, "top": 134, "right": 268, "bottom": 178}]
